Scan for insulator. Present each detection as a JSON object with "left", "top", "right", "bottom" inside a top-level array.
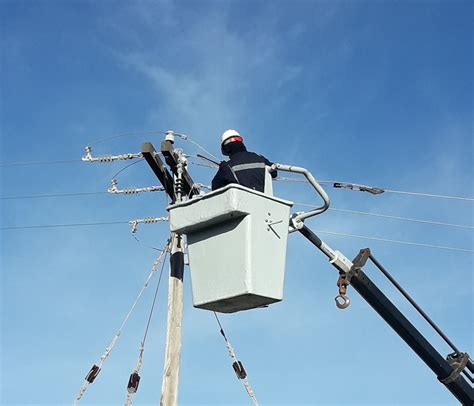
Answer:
[
  {"left": 99, "top": 156, "right": 113, "bottom": 162},
  {"left": 232, "top": 360, "right": 247, "bottom": 380},
  {"left": 127, "top": 371, "right": 141, "bottom": 394},
  {"left": 175, "top": 178, "right": 184, "bottom": 196},
  {"left": 165, "top": 130, "right": 175, "bottom": 144},
  {"left": 85, "top": 364, "right": 101, "bottom": 383}
]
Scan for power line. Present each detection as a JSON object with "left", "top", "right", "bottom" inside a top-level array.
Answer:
[
  {"left": 2, "top": 192, "right": 472, "bottom": 229},
  {"left": 0, "top": 159, "right": 82, "bottom": 167},
  {"left": 1, "top": 221, "right": 128, "bottom": 230},
  {"left": 111, "top": 158, "right": 145, "bottom": 178},
  {"left": 276, "top": 177, "right": 474, "bottom": 202},
  {"left": 2, "top": 220, "right": 472, "bottom": 253},
  {"left": 87, "top": 131, "right": 164, "bottom": 146},
  {"left": 383, "top": 188, "right": 474, "bottom": 202},
  {"left": 330, "top": 208, "right": 474, "bottom": 230},
  {"left": 73, "top": 241, "right": 171, "bottom": 404},
  {"left": 0, "top": 192, "right": 474, "bottom": 230},
  {"left": 2, "top": 158, "right": 471, "bottom": 202},
  {"left": 314, "top": 230, "right": 474, "bottom": 253},
  {"left": 0, "top": 192, "right": 108, "bottom": 200},
  {"left": 293, "top": 203, "right": 474, "bottom": 230}
]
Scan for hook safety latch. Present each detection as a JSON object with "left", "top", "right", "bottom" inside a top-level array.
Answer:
[{"left": 335, "top": 272, "right": 350, "bottom": 309}]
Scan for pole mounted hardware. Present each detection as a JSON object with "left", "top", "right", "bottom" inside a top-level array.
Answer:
[
  {"left": 160, "top": 140, "right": 200, "bottom": 199},
  {"left": 142, "top": 138, "right": 199, "bottom": 406},
  {"left": 82, "top": 146, "right": 142, "bottom": 163},
  {"left": 108, "top": 179, "right": 164, "bottom": 195},
  {"left": 128, "top": 216, "right": 169, "bottom": 234},
  {"left": 141, "top": 142, "right": 176, "bottom": 201}
]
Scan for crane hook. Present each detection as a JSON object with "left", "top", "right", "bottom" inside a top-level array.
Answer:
[
  {"left": 335, "top": 272, "right": 351, "bottom": 309},
  {"left": 335, "top": 294, "right": 350, "bottom": 309}
]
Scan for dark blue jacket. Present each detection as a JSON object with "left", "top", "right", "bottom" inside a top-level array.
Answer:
[{"left": 211, "top": 143, "right": 277, "bottom": 192}]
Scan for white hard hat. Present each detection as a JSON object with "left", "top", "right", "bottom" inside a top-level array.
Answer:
[{"left": 221, "top": 129, "right": 242, "bottom": 145}]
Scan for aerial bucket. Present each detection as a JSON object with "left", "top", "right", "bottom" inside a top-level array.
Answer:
[{"left": 168, "top": 184, "right": 293, "bottom": 313}]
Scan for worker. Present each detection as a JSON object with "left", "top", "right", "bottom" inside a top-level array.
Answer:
[{"left": 211, "top": 129, "right": 277, "bottom": 192}]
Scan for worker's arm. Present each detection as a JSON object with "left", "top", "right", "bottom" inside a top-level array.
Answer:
[{"left": 211, "top": 162, "right": 236, "bottom": 190}]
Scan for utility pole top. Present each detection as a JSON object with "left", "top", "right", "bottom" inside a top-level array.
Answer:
[{"left": 142, "top": 138, "right": 200, "bottom": 406}]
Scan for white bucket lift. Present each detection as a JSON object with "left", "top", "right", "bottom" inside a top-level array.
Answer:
[
  {"left": 168, "top": 164, "right": 330, "bottom": 313},
  {"left": 169, "top": 184, "right": 293, "bottom": 313}
]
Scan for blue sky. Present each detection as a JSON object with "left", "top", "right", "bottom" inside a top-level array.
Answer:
[{"left": 1, "top": 0, "right": 473, "bottom": 405}]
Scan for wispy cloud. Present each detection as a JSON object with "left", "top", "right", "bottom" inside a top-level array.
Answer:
[{"left": 111, "top": 2, "right": 307, "bottom": 140}]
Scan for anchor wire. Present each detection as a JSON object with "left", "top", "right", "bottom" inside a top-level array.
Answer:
[
  {"left": 213, "top": 312, "right": 259, "bottom": 406},
  {"left": 124, "top": 242, "right": 170, "bottom": 405},
  {"left": 72, "top": 242, "right": 170, "bottom": 404}
]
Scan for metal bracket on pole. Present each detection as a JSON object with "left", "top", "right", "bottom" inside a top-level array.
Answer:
[
  {"left": 142, "top": 142, "right": 176, "bottom": 202},
  {"left": 160, "top": 140, "right": 200, "bottom": 199}
]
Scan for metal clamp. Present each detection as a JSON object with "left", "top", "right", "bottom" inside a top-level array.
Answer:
[{"left": 441, "top": 352, "right": 470, "bottom": 384}]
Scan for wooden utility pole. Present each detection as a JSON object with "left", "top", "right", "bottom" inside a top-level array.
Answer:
[
  {"left": 160, "top": 232, "right": 184, "bottom": 405},
  {"left": 142, "top": 138, "right": 199, "bottom": 406}
]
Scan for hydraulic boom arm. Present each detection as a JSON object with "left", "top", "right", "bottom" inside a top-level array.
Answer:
[{"left": 298, "top": 225, "right": 474, "bottom": 405}]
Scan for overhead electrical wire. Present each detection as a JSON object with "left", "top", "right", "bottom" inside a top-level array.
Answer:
[
  {"left": 73, "top": 240, "right": 171, "bottom": 404},
  {"left": 293, "top": 203, "right": 474, "bottom": 230},
  {"left": 2, "top": 191, "right": 471, "bottom": 230},
  {"left": 314, "top": 230, "right": 474, "bottom": 253},
  {"left": 0, "top": 192, "right": 108, "bottom": 200},
  {"left": 213, "top": 312, "right": 259, "bottom": 406},
  {"left": 2, "top": 156, "right": 472, "bottom": 201},
  {"left": 0, "top": 221, "right": 129, "bottom": 230},
  {"left": 0, "top": 159, "right": 82, "bottom": 167},
  {"left": 110, "top": 158, "right": 145, "bottom": 179},
  {"left": 87, "top": 130, "right": 165, "bottom": 146},
  {"left": 382, "top": 188, "right": 474, "bottom": 202},
  {"left": 2, "top": 220, "right": 472, "bottom": 253},
  {"left": 275, "top": 177, "right": 474, "bottom": 202},
  {"left": 328, "top": 207, "right": 474, "bottom": 230},
  {"left": 124, "top": 246, "right": 169, "bottom": 404}
]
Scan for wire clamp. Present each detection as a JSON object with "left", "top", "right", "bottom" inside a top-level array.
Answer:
[{"left": 333, "top": 182, "right": 384, "bottom": 195}]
